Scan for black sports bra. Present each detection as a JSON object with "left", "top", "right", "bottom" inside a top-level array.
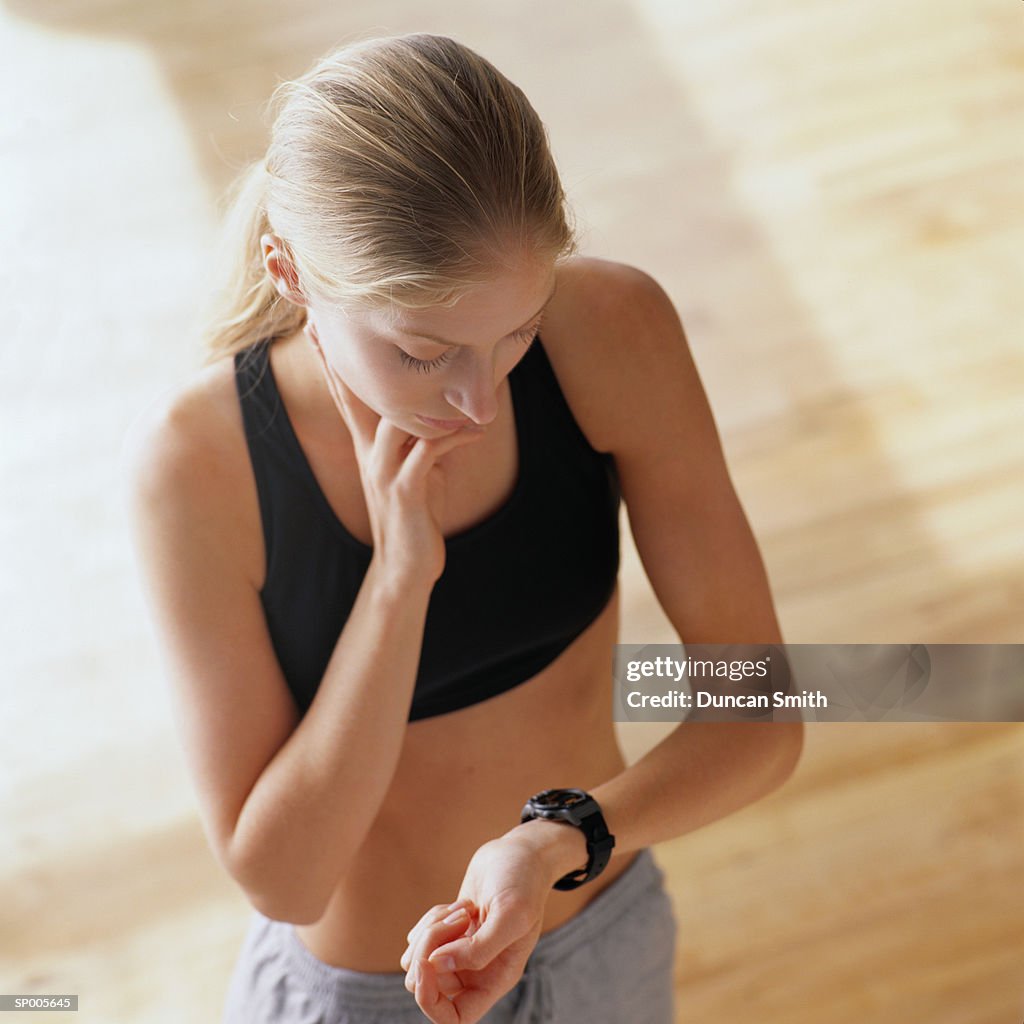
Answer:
[{"left": 234, "top": 335, "right": 621, "bottom": 721}]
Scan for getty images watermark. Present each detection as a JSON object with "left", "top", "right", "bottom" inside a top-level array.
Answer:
[{"left": 613, "top": 644, "right": 1024, "bottom": 722}]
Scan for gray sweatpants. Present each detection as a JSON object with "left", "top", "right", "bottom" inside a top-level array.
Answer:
[{"left": 221, "top": 847, "right": 678, "bottom": 1023}]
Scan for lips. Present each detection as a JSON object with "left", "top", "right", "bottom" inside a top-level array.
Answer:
[{"left": 417, "top": 414, "right": 472, "bottom": 429}]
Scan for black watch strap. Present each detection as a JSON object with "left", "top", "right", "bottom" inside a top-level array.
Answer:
[{"left": 520, "top": 788, "right": 616, "bottom": 890}]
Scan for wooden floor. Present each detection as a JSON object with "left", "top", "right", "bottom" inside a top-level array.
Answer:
[{"left": 1, "top": 1, "right": 1021, "bottom": 1022}]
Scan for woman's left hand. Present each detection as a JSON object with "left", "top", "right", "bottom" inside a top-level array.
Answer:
[{"left": 399, "top": 831, "right": 555, "bottom": 1024}]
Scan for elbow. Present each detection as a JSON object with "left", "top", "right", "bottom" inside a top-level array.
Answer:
[
  {"left": 224, "top": 839, "right": 335, "bottom": 926},
  {"left": 233, "top": 859, "right": 332, "bottom": 925}
]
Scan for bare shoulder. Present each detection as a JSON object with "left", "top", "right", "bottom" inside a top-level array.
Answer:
[
  {"left": 125, "top": 355, "right": 247, "bottom": 498},
  {"left": 542, "top": 255, "right": 691, "bottom": 456},
  {"left": 124, "top": 354, "right": 264, "bottom": 588}
]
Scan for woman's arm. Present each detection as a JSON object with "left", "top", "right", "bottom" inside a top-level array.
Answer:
[
  {"left": 125, "top": 380, "right": 433, "bottom": 924},
  {"left": 396, "top": 262, "right": 802, "bottom": 1023},
  {"left": 513, "top": 260, "right": 804, "bottom": 870}
]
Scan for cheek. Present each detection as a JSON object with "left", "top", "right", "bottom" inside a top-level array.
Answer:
[{"left": 326, "top": 340, "right": 425, "bottom": 415}]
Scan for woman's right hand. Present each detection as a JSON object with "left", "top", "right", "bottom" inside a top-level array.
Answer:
[{"left": 305, "top": 321, "right": 484, "bottom": 587}]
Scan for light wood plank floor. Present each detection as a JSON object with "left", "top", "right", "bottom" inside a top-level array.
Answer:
[{"left": 1, "top": 1, "right": 1020, "bottom": 1021}]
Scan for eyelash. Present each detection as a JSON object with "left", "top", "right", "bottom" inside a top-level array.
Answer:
[{"left": 397, "top": 319, "right": 543, "bottom": 373}]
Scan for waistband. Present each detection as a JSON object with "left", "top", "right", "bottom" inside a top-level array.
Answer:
[{"left": 280, "top": 847, "right": 665, "bottom": 1012}]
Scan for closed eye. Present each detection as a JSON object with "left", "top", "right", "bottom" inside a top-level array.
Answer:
[
  {"left": 397, "top": 348, "right": 455, "bottom": 373},
  {"left": 397, "top": 317, "right": 543, "bottom": 373}
]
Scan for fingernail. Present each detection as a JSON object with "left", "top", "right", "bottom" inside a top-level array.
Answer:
[
  {"left": 431, "top": 954, "right": 457, "bottom": 972},
  {"left": 443, "top": 907, "right": 468, "bottom": 924}
]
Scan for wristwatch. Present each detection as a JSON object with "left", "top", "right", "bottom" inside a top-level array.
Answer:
[{"left": 520, "top": 788, "right": 616, "bottom": 891}]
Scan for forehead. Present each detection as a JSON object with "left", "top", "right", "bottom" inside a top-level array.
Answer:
[{"left": 357, "top": 264, "right": 557, "bottom": 335}]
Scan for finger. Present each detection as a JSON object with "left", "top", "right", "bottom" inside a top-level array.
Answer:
[
  {"left": 404, "top": 906, "right": 475, "bottom": 985},
  {"left": 402, "top": 903, "right": 466, "bottom": 971},
  {"left": 405, "top": 909, "right": 478, "bottom": 1003},
  {"left": 402, "top": 906, "right": 464, "bottom": 974},
  {"left": 370, "top": 416, "right": 427, "bottom": 476},
  {"left": 433, "top": 966, "right": 465, "bottom": 1002},
  {"left": 414, "top": 959, "right": 459, "bottom": 1024},
  {"left": 417, "top": 913, "right": 473, "bottom": 999},
  {"left": 449, "top": 983, "right": 515, "bottom": 1024},
  {"left": 401, "top": 901, "right": 475, "bottom": 970},
  {"left": 428, "top": 905, "right": 529, "bottom": 973},
  {"left": 406, "top": 953, "right": 463, "bottom": 1003},
  {"left": 402, "top": 900, "right": 474, "bottom": 954},
  {"left": 396, "top": 428, "right": 485, "bottom": 484}
]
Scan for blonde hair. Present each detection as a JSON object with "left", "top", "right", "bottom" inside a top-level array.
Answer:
[{"left": 200, "top": 33, "right": 580, "bottom": 363}]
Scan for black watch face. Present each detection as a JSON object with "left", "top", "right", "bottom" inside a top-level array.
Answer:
[{"left": 534, "top": 788, "right": 587, "bottom": 809}]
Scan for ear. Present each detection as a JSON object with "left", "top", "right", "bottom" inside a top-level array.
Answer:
[{"left": 260, "top": 233, "right": 308, "bottom": 307}]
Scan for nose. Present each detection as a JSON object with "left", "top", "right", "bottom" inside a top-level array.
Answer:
[{"left": 442, "top": 359, "right": 500, "bottom": 426}]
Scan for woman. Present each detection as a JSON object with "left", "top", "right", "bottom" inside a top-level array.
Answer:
[{"left": 128, "top": 32, "right": 802, "bottom": 1024}]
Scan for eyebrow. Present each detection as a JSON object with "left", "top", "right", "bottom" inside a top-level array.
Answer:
[{"left": 403, "top": 283, "right": 558, "bottom": 348}]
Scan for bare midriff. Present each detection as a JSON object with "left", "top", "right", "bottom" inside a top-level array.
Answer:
[{"left": 293, "top": 584, "right": 638, "bottom": 973}]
